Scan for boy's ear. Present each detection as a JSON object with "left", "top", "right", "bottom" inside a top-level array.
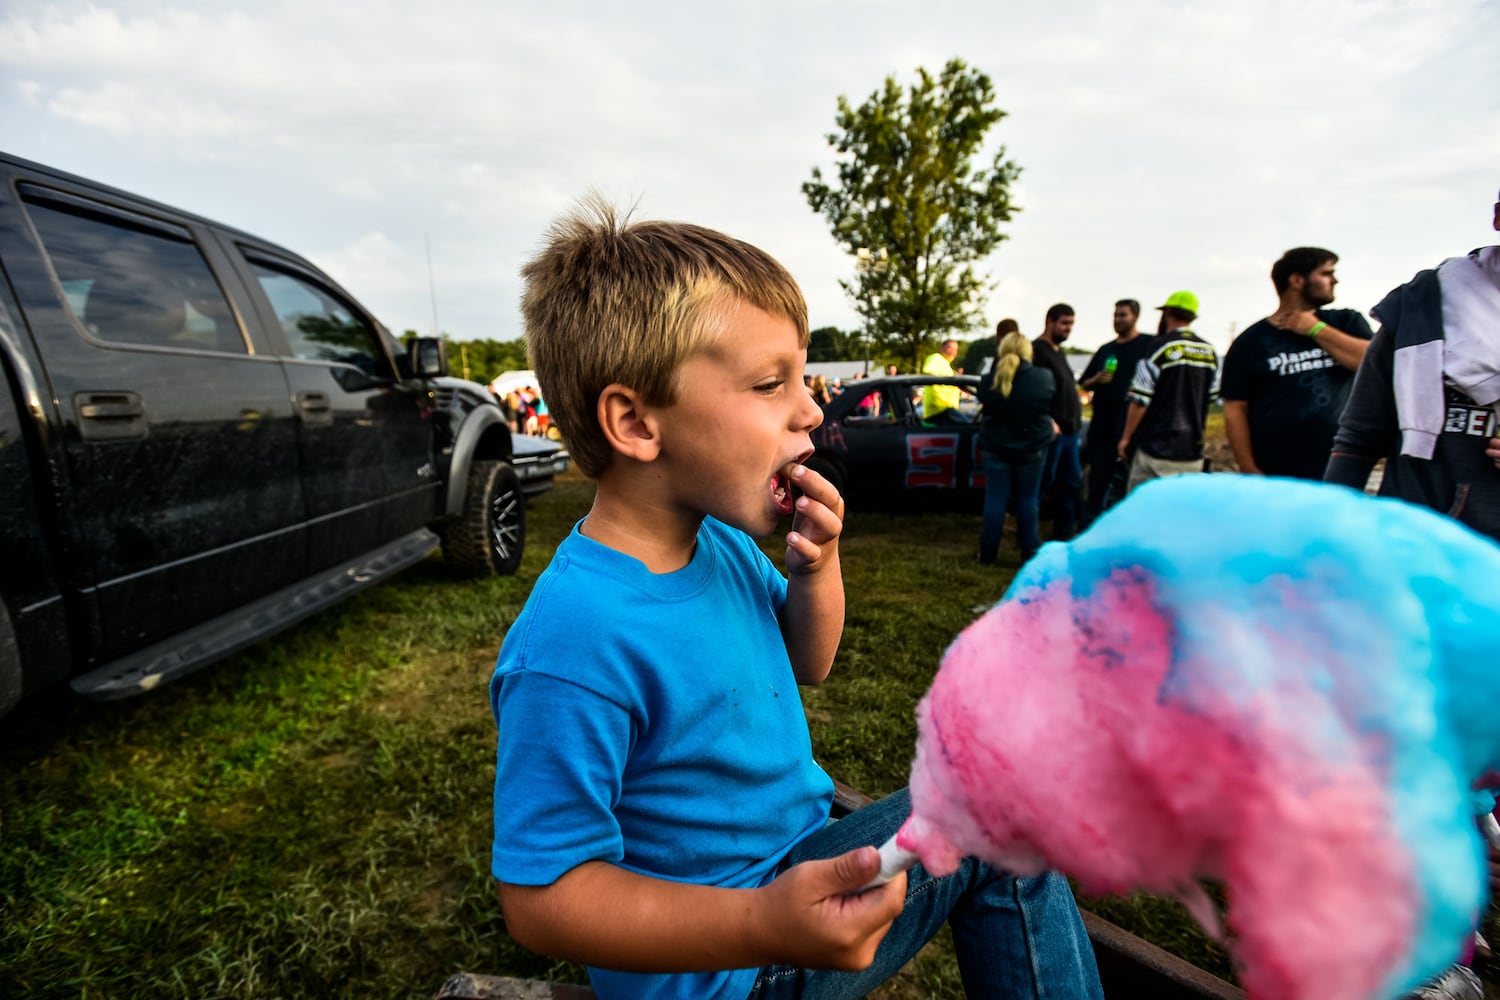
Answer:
[{"left": 597, "top": 384, "right": 662, "bottom": 462}]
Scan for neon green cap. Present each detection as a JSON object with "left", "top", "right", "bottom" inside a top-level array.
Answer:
[{"left": 1157, "top": 290, "right": 1200, "bottom": 316}]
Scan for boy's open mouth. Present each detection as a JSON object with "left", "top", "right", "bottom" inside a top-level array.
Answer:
[
  {"left": 773, "top": 452, "right": 814, "bottom": 516},
  {"left": 772, "top": 470, "right": 794, "bottom": 515}
]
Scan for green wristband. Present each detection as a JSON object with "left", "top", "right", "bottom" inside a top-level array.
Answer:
[{"left": 1306, "top": 321, "right": 1327, "bottom": 338}]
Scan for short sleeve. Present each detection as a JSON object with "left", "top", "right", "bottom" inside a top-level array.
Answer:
[
  {"left": 1127, "top": 355, "right": 1157, "bottom": 405},
  {"left": 492, "top": 670, "right": 632, "bottom": 886},
  {"left": 1219, "top": 334, "right": 1253, "bottom": 402}
]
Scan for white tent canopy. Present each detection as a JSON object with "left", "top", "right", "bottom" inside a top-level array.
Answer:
[{"left": 488, "top": 370, "right": 539, "bottom": 395}]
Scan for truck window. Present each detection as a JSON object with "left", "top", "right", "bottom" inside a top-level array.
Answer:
[
  {"left": 250, "top": 264, "right": 386, "bottom": 376},
  {"left": 21, "top": 196, "right": 246, "bottom": 354}
]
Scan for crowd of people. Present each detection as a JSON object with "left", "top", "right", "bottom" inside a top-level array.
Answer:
[
  {"left": 489, "top": 384, "right": 552, "bottom": 436},
  {"left": 974, "top": 186, "right": 1500, "bottom": 588}
]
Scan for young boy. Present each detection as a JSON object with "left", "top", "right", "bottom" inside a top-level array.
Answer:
[{"left": 491, "top": 198, "right": 1103, "bottom": 999}]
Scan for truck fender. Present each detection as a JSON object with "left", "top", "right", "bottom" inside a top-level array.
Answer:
[{"left": 444, "top": 406, "right": 513, "bottom": 519}]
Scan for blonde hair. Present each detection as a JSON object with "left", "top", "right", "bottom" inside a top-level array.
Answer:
[
  {"left": 992, "top": 331, "right": 1033, "bottom": 397},
  {"left": 521, "top": 195, "right": 809, "bottom": 477}
]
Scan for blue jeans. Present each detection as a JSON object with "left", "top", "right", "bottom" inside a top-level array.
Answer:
[
  {"left": 1040, "top": 432, "right": 1082, "bottom": 539},
  {"left": 749, "top": 790, "right": 1102, "bottom": 1000},
  {"left": 980, "top": 452, "right": 1046, "bottom": 562}
]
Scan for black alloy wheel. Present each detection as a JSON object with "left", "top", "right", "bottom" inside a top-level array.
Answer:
[{"left": 442, "top": 460, "right": 525, "bottom": 577}]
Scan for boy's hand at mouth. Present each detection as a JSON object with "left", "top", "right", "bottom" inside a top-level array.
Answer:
[
  {"left": 779, "top": 459, "right": 845, "bottom": 685},
  {"left": 782, "top": 461, "right": 843, "bottom": 575}
]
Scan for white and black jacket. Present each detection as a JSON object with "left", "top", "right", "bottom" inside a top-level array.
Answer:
[{"left": 1325, "top": 250, "right": 1500, "bottom": 542}]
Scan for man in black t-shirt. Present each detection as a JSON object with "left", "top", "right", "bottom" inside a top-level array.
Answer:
[
  {"left": 1032, "top": 303, "right": 1082, "bottom": 539},
  {"left": 1078, "top": 298, "right": 1154, "bottom": 526},
  {"left": 1221, "top": 247, "right": 1373, "bottom": 479}
]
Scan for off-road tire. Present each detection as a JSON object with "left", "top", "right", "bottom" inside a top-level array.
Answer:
[{"left": 441, "top": 460, "right": 525, "bottom": 578}]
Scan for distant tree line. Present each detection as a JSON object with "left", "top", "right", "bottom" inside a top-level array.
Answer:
[
  {"left": 408, "top": 329, "right": 1087, "bottom": 387},
  {"left": 403, "top": 332, "right": 529, "bottom": 385}
]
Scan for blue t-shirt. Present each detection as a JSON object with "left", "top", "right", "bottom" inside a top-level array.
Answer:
[{"left": 491, "top": 517, "right": 834, "bottom": 1000}]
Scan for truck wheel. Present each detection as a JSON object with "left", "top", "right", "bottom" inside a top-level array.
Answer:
[{"left": 442, "top": 460, "right": 525, "bottom": 578}]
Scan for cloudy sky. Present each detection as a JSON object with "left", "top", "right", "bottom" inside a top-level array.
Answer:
[{"left": 3, "top": 0, "right": 1497, "bottom": 359}]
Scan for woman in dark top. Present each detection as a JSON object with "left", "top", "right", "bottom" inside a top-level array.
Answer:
[{"left": 977, "top": 331, "right": 1058, "bottom": 563}]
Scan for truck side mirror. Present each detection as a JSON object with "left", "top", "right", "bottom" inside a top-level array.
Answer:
[{"left": 410, "top": 337, "right": 448, "bottom": 379}]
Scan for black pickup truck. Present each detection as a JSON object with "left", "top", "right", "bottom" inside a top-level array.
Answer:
[{"left": 0, "top": 151, "right": 568, "bottom": 721}]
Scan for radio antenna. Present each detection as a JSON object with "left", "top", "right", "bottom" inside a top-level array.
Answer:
[{"left": 425, "top": 233, "right": 441, "bottom": 338}]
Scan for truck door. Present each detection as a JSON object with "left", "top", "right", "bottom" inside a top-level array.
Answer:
[
  {"left": 234, "top": 249, "right": 440, "bottom": 573},
  {"left": 2, "top": 185, "right": 306, "bottom": 657}
]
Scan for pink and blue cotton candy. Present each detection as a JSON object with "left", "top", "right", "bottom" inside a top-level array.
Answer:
[{"left": 899, "top": 475, "right": 1500, "bottom": 1000}]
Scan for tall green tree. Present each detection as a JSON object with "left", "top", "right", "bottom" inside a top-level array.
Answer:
[
  {"left": 804, "top": 59, "right": 1021, "bottom": 372},
  {"left": 808, "top": 325, "right": 852, "bottom": 362}
]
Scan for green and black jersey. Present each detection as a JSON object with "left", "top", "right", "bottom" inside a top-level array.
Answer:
[{"left": 1126, "top": 331, "right": 1221, "bottom": 462}]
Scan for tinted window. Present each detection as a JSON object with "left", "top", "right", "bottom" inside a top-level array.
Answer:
[
  {"left": 22, "top": 195, "right": 245, "bottom": 354},
  {"left": 250, "top": 264, "right": 385, "bottom": 375}
]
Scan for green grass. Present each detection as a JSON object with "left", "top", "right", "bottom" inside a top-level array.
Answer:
[{"left": 1, "top": 469, "right": 1233, "bottom": 999}]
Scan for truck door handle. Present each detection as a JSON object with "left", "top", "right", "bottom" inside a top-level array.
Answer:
[
  {"left": 296, "top": 390, "right": 333, "bottom": 425},
  {"left": 75, "top": 391, "right": 147, "bottom": 441}
]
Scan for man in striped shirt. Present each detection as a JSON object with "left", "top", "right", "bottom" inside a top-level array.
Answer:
[{"left": 1118, "top": 290, "right": 1221, "bottom": 493}]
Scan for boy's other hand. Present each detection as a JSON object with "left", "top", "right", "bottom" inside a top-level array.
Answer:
[
  {"left": 784, "top": 462, "right": 844, "bottom": 575},
  {"left": 757, "top": 846, "right": 904, "bottom": 971}
]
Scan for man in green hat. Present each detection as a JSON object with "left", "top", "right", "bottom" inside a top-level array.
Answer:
[{"left": 1117, "top": 290, "right": 1221, "bottom": 492}]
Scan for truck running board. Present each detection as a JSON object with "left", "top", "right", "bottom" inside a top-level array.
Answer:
[{"left": 71, "top": 529, "right": 441, "bottom": 700}]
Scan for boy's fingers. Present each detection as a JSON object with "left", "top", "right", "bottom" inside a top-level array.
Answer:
[
  {"left": 794, "top": 495, "right": 843, "bottom": 537},
  {"left": 827, "top": 846, "right": 881, "bottom": 893},
  {"left": 789, "top": 463, "right": 844, "bottom": 516},
  {"left": 775, "top": 851, "right": 901, "bottom": 970}
]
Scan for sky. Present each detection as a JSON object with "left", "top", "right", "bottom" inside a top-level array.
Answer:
[{"left": 3, "top": 0, "right": 1498, "bottom": 360}]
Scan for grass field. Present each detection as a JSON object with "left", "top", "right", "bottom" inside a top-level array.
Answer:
[{"left": 2, "top": 434, "right": 1245, "bottom": 998}]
